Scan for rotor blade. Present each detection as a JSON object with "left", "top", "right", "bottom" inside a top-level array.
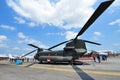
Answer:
[
  {"left": 75, "top": 0, "right": 114, "bottom": 39},
  {"left": 28, "top": 44, "right": 48, "bottom": 50},
  {"left": 28, "top": 44, "right": 40, "bottom": 49},
  {"left": 21, "top": 49, "right": 37, "bottom": 58},
  {"left": 82, "top": 39, "right": 101, "bottom": 45},
  {"left": 48, "top": 39, "right": 73, "bottom": 50}
]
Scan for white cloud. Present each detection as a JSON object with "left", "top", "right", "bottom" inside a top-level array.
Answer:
[
  {"left": 0, "top": 35, "right": 8, "bottom": 41},
  {"left": 0, "top": 35, "right": 8, "bottom": 48},
  {"left": 47, "top": 31, "right": 79, "bottom": 40},
  {"left": 14, "top": 16, "right": 37, "bottom": 27},
  {"left": 28, "top": 22, "right": 36, "bottom": 27},
  {"left": 109, "top": 19, "right": 120, "bottom": 26},
  {"left": 6, "top": 0, "right": 96, "bottom": 29},
  {"left": 14, "top": 17, "right": 26, "bottom": 24},
  {"left": 18, "top": 32, "right": 26, "bottom": 39},
  {"left": 0, "top": 24, "right": 15, "bottom": 30},
  {"left": 17, "top": 32, "right": 48, "bottom": 48},
  {"left": 65, "top": 31, "right": 77, "bottom": 40},
  {"left": 94, "top": 32, "right": 101, "bottom": 36},
  {"left": 92, "top": 31, "right": 102, "bottom": 40},
  {"left": 47, "top": 32, "right": 64, "bottom": 36},
  {"left": 13, "top": 47, "right": 20, "bottom": 50},
  {"left": 23, "top": 47, "right": 33, "bottom": 51}
]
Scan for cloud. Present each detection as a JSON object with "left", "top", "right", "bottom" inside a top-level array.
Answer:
[
  {"left": 47, "top": 32, "right": 64, "bottom": 36},
  {"left": 28, "top": 22, "right": 36, "bottom": 27},
  {"left": 6, "top": 0, "right": 96, "bottom": 29},
  {"left": 65, "top": 31, "right": 77, "bottom": 40},
  {"left": 14, "top": 17, "right": 26, "bottom": 24},
  {"left": 47, "top": 31, "right": 79, "bottom": 40},
  {"left": 13, "top": 47, "right": 20, "bottom": 50},
  {"left": 14, "top": 16, "right": 37, "bottom": 27},
  {"left": 109, "top": 19, "right": 120, "bottom": 26},
  {"left": 92, "top": 31, "right": 101, "bottom": 40},
  {"left": 23, "top": 47, "right": 33, "bottom": 51},
  {"left": 93, "top": 32, "right": 101, "bottom": 36},
  {"left": 18, "top": 32, "right": 26, "bottom": 39},
  {"left": 0, "top": 35, "right": 8, "bottom": 41},
  {"left": 0, "top": 35, "right": 8, "bottom": 48},
  {"left": 17, "top": 32, "right": 48, "bottom": 48},
  {"left": 0, "top": 24, "right": 15, "bottom": 30}
]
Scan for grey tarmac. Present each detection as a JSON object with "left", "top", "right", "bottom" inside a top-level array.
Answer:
[{"left": 0, "top": 56, "right": 120, "bottom": 80}]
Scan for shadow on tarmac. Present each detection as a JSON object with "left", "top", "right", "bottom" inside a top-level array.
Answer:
[
  {"left": 25, "top": 62, "right": 38, "bottom": 67},
  {"left": 72, "top": 65, "right": 94, "bottom": 80},
  {"left": 24, "top": 61, "right": 94, "bottom": 80}
]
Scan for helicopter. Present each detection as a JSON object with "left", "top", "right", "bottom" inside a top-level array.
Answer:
[{"left": 21, "top": 0, "right": 114, "bottom": 64}]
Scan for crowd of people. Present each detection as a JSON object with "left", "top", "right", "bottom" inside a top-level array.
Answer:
[
  {"left": 9, "top": 57, "right": 36, "bottom": 63},
  {"left": 93, "top": 54, "right": 107, "bottom": 63}
]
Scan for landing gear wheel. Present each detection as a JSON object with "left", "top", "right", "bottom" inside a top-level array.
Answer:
[
  {"left": 70, "top": 60, "right": 74, "bottom": 65},
  {"left": 38, "top": 60, "right": 43, "bottom": 64}
]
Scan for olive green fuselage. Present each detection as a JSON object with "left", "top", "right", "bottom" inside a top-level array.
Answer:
[
  {"left": 34, "top": 39, "right": 87, "bottom": 62},
  {"left": 34, "top": 49, "right": 86, "bottom": 62}
]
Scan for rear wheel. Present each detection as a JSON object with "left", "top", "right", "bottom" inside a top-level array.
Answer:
[
  {"left": 70, "top": 59, "right": 74, "bottom": 65},
  {"left": 38, "top": 60, "right": 43, "bottom": 64}
]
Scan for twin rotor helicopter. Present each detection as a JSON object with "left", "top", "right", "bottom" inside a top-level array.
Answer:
[{"left": 22, "top": 0, "right": 114, "bottom": 64}]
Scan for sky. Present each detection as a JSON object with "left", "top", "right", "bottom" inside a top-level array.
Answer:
[{"left": 0, "top": 0, "right": 120, "bottom": 56}]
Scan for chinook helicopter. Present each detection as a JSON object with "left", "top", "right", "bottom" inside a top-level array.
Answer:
[{"left": 22, "top": 0, "right": 114, "bottom": 64}]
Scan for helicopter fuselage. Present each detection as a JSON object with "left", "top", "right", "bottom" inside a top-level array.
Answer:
[{"left": 34, "top": 48, "right": 87, "bottom": 62}]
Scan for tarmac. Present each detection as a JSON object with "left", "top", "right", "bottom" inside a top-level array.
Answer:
[{"left": 0, "top": 56, "right": 120, "bottom": 80}]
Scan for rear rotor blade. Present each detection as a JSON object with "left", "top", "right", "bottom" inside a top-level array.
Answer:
[
  {"left": 82, "top": 39, "right": 101, "bottom": 45},
  {"left": 21, "top": 49, "right": 37, "bottom": 58},
  {"left": 48, "top": 39, "right": 73, "bottom": 50},
  {"left": 75, "top": 0, "right": 114, "bottom": 39}
]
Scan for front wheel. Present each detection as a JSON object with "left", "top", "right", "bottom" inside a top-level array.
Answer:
[
  {"left": 69, "top": 59, "right": 74, "bottom": 65},
  {"left": 38, "top": 60, "right": 43, "bottom": 64}
]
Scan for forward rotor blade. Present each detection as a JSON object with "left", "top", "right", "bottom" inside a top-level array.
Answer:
[
  {"left": 21, "top": 49, "right": 37, "bottom": 58},
  {"left": 28, "top": 44, "right": 48, "bottom": 50},
  {"left": 82, "top": 39, "right": 101, "bottom": 45},
  {"left": 48, "top": 39, "right": 73, "bottom": 50},
  {"left": 75, "top": 0, "right": 114, "bottom": 39},
  {"left": 28, "top": 44, "right": 40, "bottom": 49}
]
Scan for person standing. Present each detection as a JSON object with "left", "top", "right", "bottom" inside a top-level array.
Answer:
[
  {"left": 97, "top": 54, "right": 101, "bottom": 63},
  {"left": 93, "top": 55, "right": 96, "bottom": 62}
]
